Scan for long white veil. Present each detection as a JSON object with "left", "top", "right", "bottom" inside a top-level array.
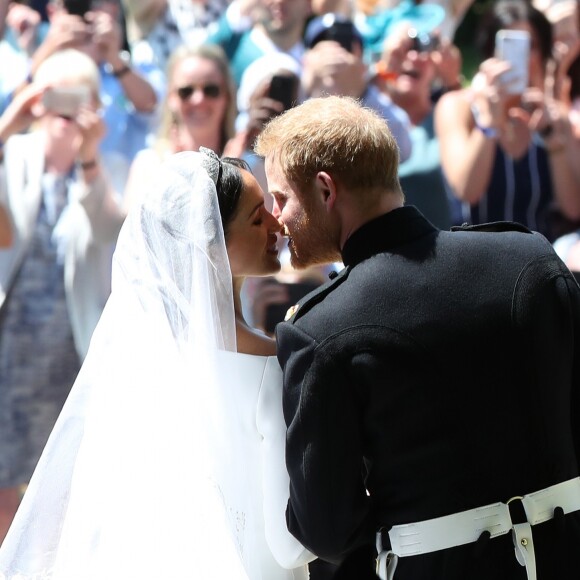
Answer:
[{"left": 0, "top": 151, "right": 256, "bottom": 579}]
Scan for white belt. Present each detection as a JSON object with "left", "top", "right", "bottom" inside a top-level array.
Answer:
[{"left": 376, "top": 477, "right": 580, "bottom": 580}]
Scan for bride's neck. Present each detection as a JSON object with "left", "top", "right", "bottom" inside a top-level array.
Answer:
[{"left": 232, "top": 277, "right": 245, "bottom": 320}]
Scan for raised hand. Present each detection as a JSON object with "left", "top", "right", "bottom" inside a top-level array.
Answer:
[{"left": 0, "top": 83, "right": 46, "bottom": 142}]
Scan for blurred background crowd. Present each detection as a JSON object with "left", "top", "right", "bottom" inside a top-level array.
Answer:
[{"left": 0, "top": 0, "right": 579, "bottom": 554}]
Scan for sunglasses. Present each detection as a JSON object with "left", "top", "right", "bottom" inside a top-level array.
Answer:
[{"left": 176, "top": 83, "right": 223, "bottom": 101}]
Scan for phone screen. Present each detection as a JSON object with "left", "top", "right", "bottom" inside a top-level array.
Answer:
[
  {"left": 495, "top": 29, "right": 530, "bottom": 95},
  {"left": 268, "top": 74, "right": 298, "bottom": 113}
]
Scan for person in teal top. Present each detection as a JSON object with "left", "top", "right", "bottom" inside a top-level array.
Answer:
[{"left": 359, "top": 0, "right": 446, "bottom": 62}]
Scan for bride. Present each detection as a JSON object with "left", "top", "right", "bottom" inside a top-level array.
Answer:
[{"left": 0, "top": 149, "right": 314, "bottom": 579}]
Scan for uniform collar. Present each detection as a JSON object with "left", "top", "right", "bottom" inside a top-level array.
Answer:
[{"left": 341, "top": 206, "right": 437, "bottom": 267}]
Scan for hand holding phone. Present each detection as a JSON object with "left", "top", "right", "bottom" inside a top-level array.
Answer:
[
  {"left": 495, "top": 29, "right": 530, "bottom": 95},
  {"left": 268, "top": 74, "right": 298, "bottom": 113}
]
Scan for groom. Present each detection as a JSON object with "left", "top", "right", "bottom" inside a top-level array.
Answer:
[{"left": 254, "top": 96, "right": 580, "bottom": 580}]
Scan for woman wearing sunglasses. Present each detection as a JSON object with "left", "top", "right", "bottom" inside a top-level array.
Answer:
[{"left": 122, "top": 43, "right": 237, "bottom": 212}]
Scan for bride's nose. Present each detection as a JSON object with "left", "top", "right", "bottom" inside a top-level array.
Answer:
[{"left": 266, "top": 210, "right": 282, "bottom": 232}]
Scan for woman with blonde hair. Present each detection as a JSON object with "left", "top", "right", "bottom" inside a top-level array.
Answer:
[{"left": 123, "top": 43, "right": 237, "bottom": 211}]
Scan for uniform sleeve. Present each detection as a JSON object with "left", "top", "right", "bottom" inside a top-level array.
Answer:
[
  {"left": 277, "top": 322, "right": 374, "bottom": 565},
  {"left": 562, "top": 274, "right": 580, "bottom": 472},
  {"left": 515, "top": 252, "right": 580, "bottom": 477}
]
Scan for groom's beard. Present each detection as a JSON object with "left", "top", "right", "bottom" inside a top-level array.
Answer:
[{"left": 286, "top": 206, "right": 341, "bottom": 270}]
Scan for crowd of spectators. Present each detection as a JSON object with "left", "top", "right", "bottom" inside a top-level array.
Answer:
[{"left": 1, "top": 0, "right": 580, "bottom": 551}]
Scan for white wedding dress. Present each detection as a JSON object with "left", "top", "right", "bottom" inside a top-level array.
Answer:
[
  {"left": 0, "top": 150, "right": 313, "bottom": 579},
  {"left": 217, "top": 351, "right": 311, "bottom": 579}
]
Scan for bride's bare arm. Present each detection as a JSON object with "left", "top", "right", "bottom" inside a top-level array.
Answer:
[{"left": 236, "top": 322, "right": 277, "bottom": 356}]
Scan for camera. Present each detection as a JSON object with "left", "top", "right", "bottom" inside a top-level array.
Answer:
[{"left": 408, "top": 28, "right": 439, "bottom": 53}]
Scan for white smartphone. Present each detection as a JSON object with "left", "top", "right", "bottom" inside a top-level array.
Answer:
[
  {"left": 494, "top": 29, "right": 530, "bottom": 95},
  {"left": 42, "top": 86, "right": 91, "bottom": 118}
]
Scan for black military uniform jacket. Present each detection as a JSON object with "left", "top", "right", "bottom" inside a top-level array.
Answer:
[{"left": 276, "top": 206, "right": 580, "bottom": 580}]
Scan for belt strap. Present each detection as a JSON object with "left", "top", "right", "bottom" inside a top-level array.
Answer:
[
  {"left": 512, "top": 522, "right": 536, "bottom": 580},
  {"left": 375, "top": 550, "right": 398, "bottom": 580},
  {"left": 376, "top": 477, "right": 580, "bottom": 580}
]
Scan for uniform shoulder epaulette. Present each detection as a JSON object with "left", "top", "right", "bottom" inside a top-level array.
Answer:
[
  {"left": 450, "top": 221, "right": 532, "bottom": 234},
  {"left": 283, "top": 267, "right": 349, "bottom": 324}
]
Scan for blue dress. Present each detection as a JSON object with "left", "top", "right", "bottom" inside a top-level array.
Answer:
[{"left": 0, "top": 173, "right": 81, "bottom": 487}]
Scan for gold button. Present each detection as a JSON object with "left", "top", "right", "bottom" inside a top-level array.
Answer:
[
  {"left": 284, "top": 304, "right": 299, "bottom": 321},
  {"left": 521, "top": 538, "right": 528, "bottom": 546}
]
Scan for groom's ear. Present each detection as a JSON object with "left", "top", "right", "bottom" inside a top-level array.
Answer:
[{"left": 315, "top": 171, "right": 337, "bottom": 213}]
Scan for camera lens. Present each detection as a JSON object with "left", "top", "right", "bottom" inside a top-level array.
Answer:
[{"left": 408, "top": 28, "right": 437, "bottom": 53}]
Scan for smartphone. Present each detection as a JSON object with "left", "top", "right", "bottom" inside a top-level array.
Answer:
[
  {"left": 63, "top": 0, "right": 92, "bottom": 17},
  {"left": 268, "top": 74, "right": 298, "bottom": 113},
  {"left": 42, "top": 86, "right": 91, "bottom": 118},
  {"left": 495, "top": 29, "right": 530, "bottom": 95},
  {"left": 264, "top": 281, "right": 320, "bottom": 334}
]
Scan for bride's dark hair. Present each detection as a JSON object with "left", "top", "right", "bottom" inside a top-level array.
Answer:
[{"left": 217, "top": 157, "right": 252, "bottom": 238}]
